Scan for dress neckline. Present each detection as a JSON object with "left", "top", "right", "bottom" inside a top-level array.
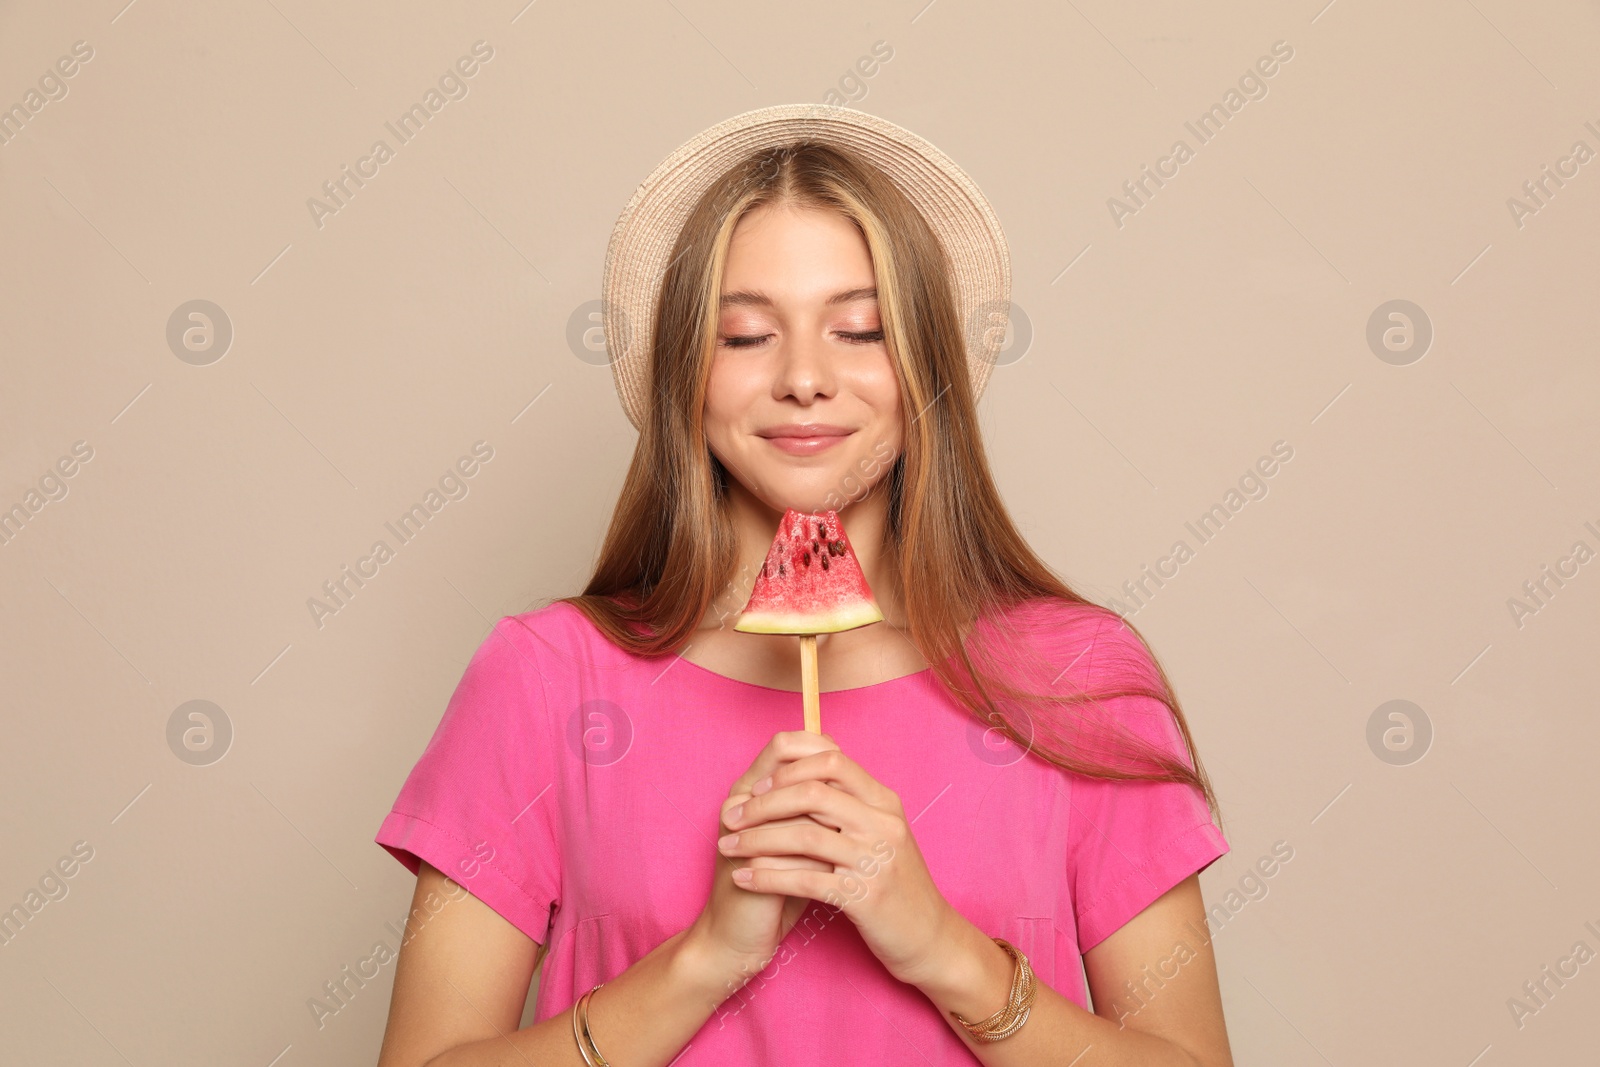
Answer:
[{"left": 668, "top": 651, "right": 935, "bottom": 695}]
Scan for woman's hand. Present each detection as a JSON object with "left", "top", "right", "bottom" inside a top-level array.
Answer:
[
  {"left": 714, "top": 744, "right": 957, "bottom": 987},
  {"left": 686, "top": 730, "right": 842, "bottom": 987}
]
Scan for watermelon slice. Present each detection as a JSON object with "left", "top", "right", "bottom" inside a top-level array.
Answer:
[{"left": 733, "top": 508, "right": 884, "bottom": 634}]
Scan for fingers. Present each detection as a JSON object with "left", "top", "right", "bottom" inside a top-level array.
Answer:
[
  {"left": 721, "top": 791, "right": 754, "bottom": 832},
  {"left": 725, "top": 777, "right": 861, "bottom": 835},
  {"left": 728, "top": 865, "right": 838, "bottom": 904},
  {"left": 740, "top": 852, "right": 834, "bottom": 873},
  {"left": 731, "top": 852, "right": 895, "bottom": 909},
  {"left": 718, "top": 820, "right": 856, "bottom": 869},
  {"left": 728, "top": 730, "right": 840, "bottom": 798},
  {"left": 750, "top": 748, "right": 898, "bottom": 815},
  {"left": 717, "top": 808, "right": 832, "bottom": 873}
]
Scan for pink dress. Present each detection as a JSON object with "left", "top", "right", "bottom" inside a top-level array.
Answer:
[{"left": 375, "top": 597, "right": 1228, "bottom": 1063}]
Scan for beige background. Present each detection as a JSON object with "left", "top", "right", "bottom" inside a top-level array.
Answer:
[{"left": 2, "top": 0, "right": 1597, "bottom": 1063}]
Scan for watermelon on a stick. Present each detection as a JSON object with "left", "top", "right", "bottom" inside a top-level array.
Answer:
[{"left": 733, "top": 508, "right": 884, "bottom": 733}]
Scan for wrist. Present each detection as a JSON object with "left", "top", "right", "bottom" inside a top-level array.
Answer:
[
  {"left": 908, "top": 910, "right": 1016, "bottom": 1022},
  {"left": 673, "top": 922, "right": 771, "bottom": 1010}
]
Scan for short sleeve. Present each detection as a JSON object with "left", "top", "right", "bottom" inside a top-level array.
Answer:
[
  {"left": 375, "top": 616, "right": 563, "bottom": 945},
  {"left": 1064, "top": 616, "right": 1228, "bottom": 954}
]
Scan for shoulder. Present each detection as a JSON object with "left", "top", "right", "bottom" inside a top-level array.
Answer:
[
  {"left": 443, "top": 602, "right": 583, "bottom": 693},
  {"left": 978, "top": 596, "right": 1154, "bottom": 688},
  {"left": 435, "top": 601, "right": 629, "bottom": 741},
  {"left": 976, "top": 599, "right": 1184, "bottom": 763},
  {"left": 980, "top": 595, "right": 1110, "bottom": 646},
  {"left": 496, "top": 598, "right": 638, "bottom": 677},
  {"left": 1079, "top": 613, "right": 1166, "bottom": 694},
  {"left": 500, "top": 599, "right": 589, "bottom": 653}
]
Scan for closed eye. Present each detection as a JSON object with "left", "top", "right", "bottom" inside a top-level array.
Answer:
[{"left": 717, "top": 330, "right": 884, "bottom": 349}]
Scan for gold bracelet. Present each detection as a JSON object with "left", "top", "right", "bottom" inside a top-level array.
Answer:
[
  {"left": 949, "top": 937, "right": 1037, "bottom": 1042},
  {"left": 571, "top": 983, "right": 611, "bottom": 1066}
]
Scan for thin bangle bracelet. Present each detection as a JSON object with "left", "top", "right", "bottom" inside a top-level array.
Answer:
[
  {"left": 575, "top": 983, "right": 611, "bottom": 1066},
  {"left": 572, "top": 991, "right": 601, "bottom": 1062}
]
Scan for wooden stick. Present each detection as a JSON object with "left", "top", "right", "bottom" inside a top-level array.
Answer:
[{"left": 799, "top": 633, "right": 820, "bottom": 734}]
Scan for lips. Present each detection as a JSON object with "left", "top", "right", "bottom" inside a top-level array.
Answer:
[
  {"left": 757, "top": 424, "right": 854, "bottom": 456},
  {"left": 757, "top": 424, "right": 853, "bottom": 439}
]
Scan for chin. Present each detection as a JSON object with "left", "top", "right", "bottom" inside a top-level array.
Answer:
[{"left": 754, "top": 483, "right": 843, "bottom": 515}]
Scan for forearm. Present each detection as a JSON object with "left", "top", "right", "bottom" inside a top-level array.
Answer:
[
  {"left": 424, "top": 927, "right": 755, "bottom": 1067},
  {"left": 913, "top": 915, "right": 1202, "bottom": 1067}
]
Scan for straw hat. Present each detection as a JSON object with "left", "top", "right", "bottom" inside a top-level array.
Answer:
[{"left": 599, "top": 103, "right": 1012, "bottom": 432}]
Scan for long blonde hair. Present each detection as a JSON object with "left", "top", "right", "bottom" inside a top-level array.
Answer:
[{"left": 545, "top": 141, "right": 1222, "bottom": 830}]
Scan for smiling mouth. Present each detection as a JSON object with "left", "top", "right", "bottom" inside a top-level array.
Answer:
[{"left": 758, "top": 429, "right": 855, "bottom": 455}]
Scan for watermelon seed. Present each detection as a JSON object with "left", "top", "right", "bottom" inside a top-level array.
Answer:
[
  {"left": 801, "top": 550, "right": 811, "bottom": 567},
  {"left": 778, "top": 561, "right": 785, "bottom": 577},
  {"left": 812, "top": 540, "right": 820, "bottom": 555},
  {"left": 821, "top": 554, "right": 830, "bottom": 570},
  {"left": 818, "top": 522, "right": 828, "bottom": 539}
]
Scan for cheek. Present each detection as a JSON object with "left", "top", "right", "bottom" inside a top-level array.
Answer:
[
  {"left": 851, "top": 349, "right": 901, "bottom": 405},
  {"left": 705, "top": 354, "right": 765, "bottom": 412},
  {"left": 850, "top": 362, "right": 903, "bottom": 445},
  {"left": 703, "top": 358, "right": 759, "bottom": 454}
]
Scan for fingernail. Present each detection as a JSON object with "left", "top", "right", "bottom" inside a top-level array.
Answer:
[
  {"left": 733, "top": 868, "right": 753, "bottom": 882},
  {"left": 726, "top": 802, "right": 744, "bottom": 823},
  {"left": 717, "top": 833, "right": 739, "bottom": 850},
  {"left": 752, "top": 776, "right": 772, "bottom": 795}
]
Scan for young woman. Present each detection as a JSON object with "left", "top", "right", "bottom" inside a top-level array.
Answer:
[{"left": 373, "top": 105, "right": 1233, "bottom": 1067}]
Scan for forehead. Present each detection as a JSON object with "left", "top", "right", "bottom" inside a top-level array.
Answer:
[{"left": 720, "top": 204, "right": 876, "bottom": 303}]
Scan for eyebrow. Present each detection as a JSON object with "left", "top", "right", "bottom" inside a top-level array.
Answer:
[{"left": 719, "top": 286, "right": 878, "bottom": 308}]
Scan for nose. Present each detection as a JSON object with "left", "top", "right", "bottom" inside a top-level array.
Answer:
[{"left": 772, "top": 327, "right": 837, "bottom": 406}]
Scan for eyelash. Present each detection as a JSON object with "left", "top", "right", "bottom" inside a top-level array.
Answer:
[{"left": 719, "top": 330, "right": 884, "bottom": 349}]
